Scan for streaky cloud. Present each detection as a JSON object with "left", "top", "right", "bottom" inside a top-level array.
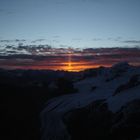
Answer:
[{"left": 123, "top": 40, "right": 140, "bottom": 44}]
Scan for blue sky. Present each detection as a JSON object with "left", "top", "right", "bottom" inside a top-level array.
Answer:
[{"left": 0, "top": 0, "right": 140, "bottom": 48}]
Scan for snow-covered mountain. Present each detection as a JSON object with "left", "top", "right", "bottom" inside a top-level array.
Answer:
[{"left": 41, "top": 62, "right": 140, "bottom": 140}]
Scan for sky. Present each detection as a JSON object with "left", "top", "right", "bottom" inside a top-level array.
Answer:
[
  {"left": 0, "top": 0, "right": 140, "bottom": 48},
  {"left": 0, "top": 0, "right": 140, "bottom": 71}
]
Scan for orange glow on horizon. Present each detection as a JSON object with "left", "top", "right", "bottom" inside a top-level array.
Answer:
[
  {"left": 0, "top": 59, "right": 113, "bottom": 72},
  {"left": 59, "top": 54, "right": 110, "bottom": 71},
  {"left": 1, "top": 51, "right": 139, "bottom": 72}
]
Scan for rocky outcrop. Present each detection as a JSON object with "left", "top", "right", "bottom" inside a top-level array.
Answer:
[
  {"left": 63, "top": 100, "right": 113, "bottom": 140},
  {"left": 111, "top": 99, "right": 140, "bottom": 140},
  {"left": 114, "top": 74, "right": 140, "bottom": 96},
  {"left": 63, "top": 99, "right": 140, "bottom": 140}
]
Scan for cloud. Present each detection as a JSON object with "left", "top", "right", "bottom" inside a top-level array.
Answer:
[
  {"left": 92, "top": 38, "right": 102, "bottom": 41},
  {"left": 91, "top": 37, "right": 122, "bottom": 42},
  {"left": 107, "top": 37, "right": 122, "bottom": 41},
  {"left": 52, "top": 40, "right": 60, "bottom": 43},
  {"left": 59, "top": 44, "right": 72, "bottom": 48},
  {"left": 72, "top": 38, "right": 82, "bottom": 41},
  {"left": 0, "top": 48, "right": 140, "bottom": 70},
  {"left": 15, "top": 39, "right": 26, "bottom": 42},
  {"left": 52, "top": 36, "right": 60, "bottom": 38},
  {"left": 123, "top": 40, "right": 140, "bottom": 44},
  {"left": 31, "top": 39, "right": 46, "bottom": 43},
  {"left": 0, "top": 47, "right": 140, "bottom": 70},
  {"left": 0, "top": 39, "right": 26, "bottom": 43}
]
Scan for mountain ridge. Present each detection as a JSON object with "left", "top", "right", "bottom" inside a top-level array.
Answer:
[{"left": 41, "top": 62, "right": 140, "bottom": 140}]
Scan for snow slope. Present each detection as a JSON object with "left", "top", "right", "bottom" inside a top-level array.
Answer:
[{"left": 41, "top": 62, "right": 140, "bottom": 140}]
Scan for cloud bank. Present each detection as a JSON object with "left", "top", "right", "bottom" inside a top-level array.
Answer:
[{"left": 0, "top": 47, "right": 140, "bottom": 71}]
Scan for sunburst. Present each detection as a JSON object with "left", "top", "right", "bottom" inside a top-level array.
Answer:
[{"left": 67, "top": 52, "right": 72, "bottom": 71}]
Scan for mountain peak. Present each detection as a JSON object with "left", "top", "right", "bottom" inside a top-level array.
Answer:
[
  {"left": 112, "top": 62, "right": 129, "bottom": 68},
  {"left": 111, "top": 62, "right": 130, "bottom": 72}
]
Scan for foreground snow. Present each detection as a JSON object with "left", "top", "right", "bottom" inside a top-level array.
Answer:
[{"left": 41, "top": 62, "right": 140, "bottom": 140}]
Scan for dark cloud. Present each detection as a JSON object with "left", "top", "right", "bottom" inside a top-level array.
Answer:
[
  {"left": 31, "top": 39, "right": 46, "bottom": 43},
  {"left": 0, "top": 47, "right": 140, "bottom": 71},
  {"left": 0, "top": 39, "right": 26, "bottom": 43},
  {"left": 59, "top": 44, "right": 72, "bottom": 48},
  {"left": 107, "top": 37, "right": 122, "bottom": 41},
  {"left": 15, "top": 39, "right": 26, "bottom": 42},
  {"left": 123, "top": 40, "right": 140, "bottom": 44},
  {"left": 52, "top": 36, "right": 60, "bottom": 38}
]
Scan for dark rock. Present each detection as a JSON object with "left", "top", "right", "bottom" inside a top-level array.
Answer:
[
  {"left": 111, "top": 100, "right": 140, "bottom": 140},
  {"left": 113, "top": 74, "right": 140, "bottom": 96},
  {"left": 64, "top": 100, "right": 113, "bottom": 140}
]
